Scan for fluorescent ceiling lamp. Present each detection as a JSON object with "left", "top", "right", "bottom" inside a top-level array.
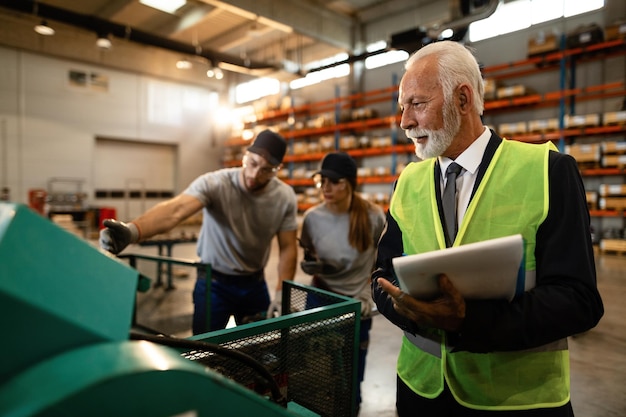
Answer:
[
  {"left": 140, "top": 0, "right": 186, "bottom": 14},
  {"left": 365, "top": 50, "right": 408, "bottom": 70},
  {"left": 470, "top": 0, "right": 605, "bottom": 42},
  {"left": 290, "top": 64, "right": 350, "bottom": 90},
  {"left": 235, "top": 78, "right": 280, "bottom": 104},
  {"left": 366, "top": 41, "right": 387, "bottom": 53},
  {"left": 564, "top": 0, "right": 604, "bottom": 17}
]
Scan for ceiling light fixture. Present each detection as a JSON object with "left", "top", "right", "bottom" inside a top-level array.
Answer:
[
  {"left": 34, "top": 20, "right": 55, "bottom": 36},
  {"left": 176, "top": 58, "right": 192, "bottom": 69},
  {"left": 206, "top": 65, "right": 223, "bottom": 80},
  {"left": 96, "top": 35, "right": 112, "bottom": 50}
]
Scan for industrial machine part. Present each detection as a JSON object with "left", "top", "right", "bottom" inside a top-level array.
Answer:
[
  {"left": 191, "top": 281, "right": 362, "bottom": 417},
  {"left": 0, "top": 203, "right": 307, "bottom": 417}
]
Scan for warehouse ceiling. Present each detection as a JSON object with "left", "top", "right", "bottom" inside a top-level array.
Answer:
[{"left": 0, "top": 0, "right": 496, "bottom": 80}]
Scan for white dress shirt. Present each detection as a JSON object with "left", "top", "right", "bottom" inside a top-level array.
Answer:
[{"left": 438, "top": 126, "right": 491, "bottom": 227}]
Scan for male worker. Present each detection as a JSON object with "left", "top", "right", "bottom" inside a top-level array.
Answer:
[
  {"left": 372, "top": 40, "right": 604, "bottom": 416},
  {"left": 101, "top": 129, "right": 298, "bottom": 334}
]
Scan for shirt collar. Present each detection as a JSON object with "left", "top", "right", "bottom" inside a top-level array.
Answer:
[{"left": 438, "top": 126, "right": 490, "bottom": 175}]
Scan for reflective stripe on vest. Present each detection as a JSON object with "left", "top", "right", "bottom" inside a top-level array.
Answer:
[{"left": 390, "top": 139, "right": 570, "bottom": 410}]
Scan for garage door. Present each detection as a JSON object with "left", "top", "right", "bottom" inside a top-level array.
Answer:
[{"left": 94, "top": 137, "right": 177, "bottom": 221}]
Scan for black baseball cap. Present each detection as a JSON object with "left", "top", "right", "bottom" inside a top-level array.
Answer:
[
  {"left": 314, "top": 152, "right": 357, "bottom": 180},
  {"left": 247, "top": 130, "right": 287, "bottom": 166}
]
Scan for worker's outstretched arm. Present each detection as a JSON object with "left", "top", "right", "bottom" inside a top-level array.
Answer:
[{"left": 100, "top": 193, "right": 203, "bottom": 254}]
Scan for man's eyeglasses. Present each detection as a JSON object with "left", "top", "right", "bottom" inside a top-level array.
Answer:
[
  {"left": 313, "top": 174, "right": 346, "bottom": 189},
  {"left": 243, "top": 154, "right": 280, "bottom": 176}
]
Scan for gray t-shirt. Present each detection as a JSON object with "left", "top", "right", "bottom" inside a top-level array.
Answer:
[
  {"left": 184, "top": 167, "right": 298, "bottom": 275},
  {"left": 300, "top": 201, "right": 385, "bottom": 311}
]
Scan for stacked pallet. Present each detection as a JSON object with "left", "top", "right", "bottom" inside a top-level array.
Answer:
[
  {"left": 586, "top": 190, "right": 598, "bottom": 210},
  {"left": 599, "top": 183, "right": 626, "bottom": 211},
  {"left": 601, "top": 140, "right": 626, "bottom": 168},
  {"left": 598, "top": 181, "right": 626, "bottom": 256},
  {"left": 567, "top": 143, "right": 602, "bottom": 168},
  {"left": 600, "top": 238, "right": 626, "bottom": 255}
]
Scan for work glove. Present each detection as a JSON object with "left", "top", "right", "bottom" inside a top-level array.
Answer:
[
  {"left": 266, "top": 289, "right": 282, "bottom": 319},
  {"left": 299, "top": 237, "right": 319, "bottom": 262},
  {"left": 99, "top": 219, "right": 139, "bottom": 254},
  {"left": 300, "top": 260, "right": 342, "bottom": 275}
]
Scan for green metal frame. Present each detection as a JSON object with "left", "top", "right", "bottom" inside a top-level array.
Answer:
[
  {"left": 118, "top": 253, "right": 212, "bottom": 333},
  {"left": 190, "top": 281, "right": 361, "bottom": 417},
  {"left": 114, "top": 254, "right": 361, "bottom": 416}
]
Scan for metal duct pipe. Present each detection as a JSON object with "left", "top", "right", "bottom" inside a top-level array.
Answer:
[{"left": 427, "top": 0, "right": 499, "bottom": 38}]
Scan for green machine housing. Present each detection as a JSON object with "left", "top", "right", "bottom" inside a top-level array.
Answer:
[{"left": 0, "top": 203, "right": 302, "bottom": 417}]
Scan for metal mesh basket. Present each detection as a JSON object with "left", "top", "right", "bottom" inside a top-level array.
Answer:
[{"left": 182, "top": 281, "right": 360, "bottom": 417}]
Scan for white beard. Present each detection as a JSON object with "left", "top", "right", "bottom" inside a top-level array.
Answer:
[{"left": 405, "top": 98, "right": 461, "bottom": 160}]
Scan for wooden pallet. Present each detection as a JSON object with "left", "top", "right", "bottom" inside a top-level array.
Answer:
[
  {"left": 599, "top": 239, "right": 626, "bottom": 255},
  {"left": 599, "top": 197, "right": 626, "bottom": 211},
  {"left": 602, "top": 141, "right": 626, "bottom": 155},
  {"left": 599, "top": 184, "right": 626, "bottom": 196},
  {"left": 602, "top": 154, "right": 626, "bottom": 168}
]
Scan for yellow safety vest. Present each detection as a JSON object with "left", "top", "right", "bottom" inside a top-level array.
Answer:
[{"left": 390, "top": 139, "right": 570, "bottom": 411}]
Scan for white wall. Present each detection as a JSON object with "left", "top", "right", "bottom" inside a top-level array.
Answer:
[{"left": 0, "top": 47, "right": 227, "bottom": 218}]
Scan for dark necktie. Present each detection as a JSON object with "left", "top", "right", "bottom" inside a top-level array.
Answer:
[{"left": 443, "top": 162, "right": 462, "bottom": 246}]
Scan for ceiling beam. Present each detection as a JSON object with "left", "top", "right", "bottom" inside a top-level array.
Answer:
[{"left": 0, "top": 0, "right": 279, "bottom": 70}]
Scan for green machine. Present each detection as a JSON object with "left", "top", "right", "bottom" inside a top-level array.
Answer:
[{"left": 0, "top": 203, "right": 311, "bottom": 417}]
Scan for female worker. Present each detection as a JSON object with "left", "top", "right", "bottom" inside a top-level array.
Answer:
[{"left": 299, "top": 152, "right": 385, "bottom": 412}]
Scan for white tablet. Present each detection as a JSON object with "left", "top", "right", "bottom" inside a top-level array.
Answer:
[{"left": 392, "top": 234, "right": 525, "bottom": 301}]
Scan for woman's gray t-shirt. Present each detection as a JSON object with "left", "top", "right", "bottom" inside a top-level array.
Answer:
[{"left": 300, "top": 202, "right": 385, "bottom": 309}]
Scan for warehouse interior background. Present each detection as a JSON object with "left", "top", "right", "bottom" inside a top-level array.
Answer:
[{"left": 0, "top": 0, "right": 625, "bottom": 416}]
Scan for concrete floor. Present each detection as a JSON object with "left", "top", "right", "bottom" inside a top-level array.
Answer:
[{"left": 129, "top": 234, "right": 626, "bottom": 417}]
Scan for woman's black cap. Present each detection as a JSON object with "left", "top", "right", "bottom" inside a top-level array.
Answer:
[{"left": 314, "top": 152, "right": 357, "bottom": 180}]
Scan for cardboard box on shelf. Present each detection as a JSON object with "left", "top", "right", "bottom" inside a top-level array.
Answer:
[
  {"left": 496, "top": 84, "right": 527, "bottom": 99},
  {"left": 605, "top": 21, "right": 626, "bottom": 41},
  {"left": 373, "top": 166, "right": 391, "bottom": 176},
  {"left": 528, "top": 31, "right": 559, "bottom": 57},
  {"left": 599, "top": 197, "right": 626, "bottom": 211},
  {"left": 586, "top": 190, "right": 598, "bottom": 210},
  {"left": 601, "top": 141, "right": 626, "bottom": 154},
  {"left": 319, "top": 136, "right": 335, "bottom": 151},
  {"left": 564, "top": 113, "right": 600, "bottom": 128},
  {"left": 603, "top": 111, "right": 626, "bottom": 126},
  {"left": 566, "top": 24, "right": 604, "bottom": 49},
  {"left": 370, "top": 136, "right": 392, "bottom": 148},
  {"left": 484, "top": 78, "right": 500, "bottom": 101},
  {"left": 565, "top": 143, "right": 601, "bottom": 165},
  {"left": 528, "top": 118, "right": 559, "bottom": 133},
  {"left": 292, "top": 142, "right": 309, "bottom": 155},
  {"left": 498, "top": 121, "right": 527, "bottom": 136},
  {"left": 599, "top": 184, "right": 626, "bottom": 197},
  {"left": 308, "top": 142, "right": 321, "bottom": 153},
  {"left": 339, "top": 135, "right": 357, "bottom": 150},
  {"left": 602, "top": 154, "right": 626, "bottom": 168}
]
